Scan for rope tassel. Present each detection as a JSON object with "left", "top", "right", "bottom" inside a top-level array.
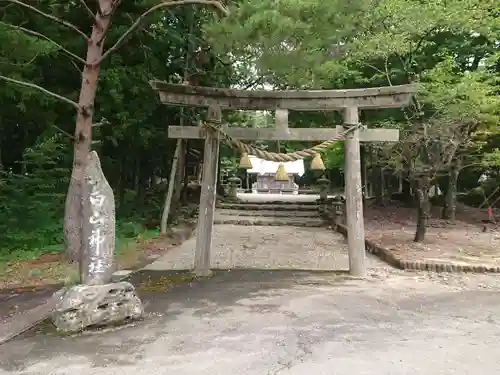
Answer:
[
  {"left": 239, "top": 152, "right": 253, "bottom": 169},
  {"left": 310, "top": 153, "right": 325, "bottom": 170},
  {"left": 274, "top": 163, "right": 289, "bottom": 181}
]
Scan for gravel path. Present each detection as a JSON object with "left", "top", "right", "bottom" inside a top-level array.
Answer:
[{"left": 145, "top": 225, "right": 375, "bottom": 271}]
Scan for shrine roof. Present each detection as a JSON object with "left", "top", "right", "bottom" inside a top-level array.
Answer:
[{"left": 246, "top": 155, "right": 305, "bottom": 176}]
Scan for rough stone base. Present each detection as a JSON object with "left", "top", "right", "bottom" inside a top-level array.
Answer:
[{"left": 52, "top": 281, "right": 143, "bottom": 333}]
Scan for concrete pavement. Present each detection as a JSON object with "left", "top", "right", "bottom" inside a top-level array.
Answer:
[
  {"left": 2, "top": 193, "right": 499, "bottom": 374},
  {"left": 1, "top": 266, "right": 500, "bottom": 375}
]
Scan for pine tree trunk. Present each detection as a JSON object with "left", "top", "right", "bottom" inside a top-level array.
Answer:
[
  {"left": 0, "top": 119, "right": 3, "bottom": 173},
  {"left": 361, "top": 145, "right": 367, "bottom": 198},
  {"left": 373, "top": 165, "right": 385, "bottom": 205},
  {"left": 64, "top": 0, "right": 113, "bottom": 263},
  {"left": 160, "top": 140, "right": 182, "bottom": 234},
  {"left": 385, "top": 169, "right": 394, "bottom": 200},
  {"left": 442, "top": 162, "right": 459, "bottom": 220},
  {"left": 402, "top": 174, "right": 413, "bottom": 206},
  {"left": 173, "top": 140, "right": 186, "bottom": 202},
  {"left": 181, "top": 140, "right": 190, "bottom": 203},
  {"left": 371, "top": 148, "right": 386, "bottom": 205},
  {"left": 414, "top": 176, "right": 430, "bottom": 242}
]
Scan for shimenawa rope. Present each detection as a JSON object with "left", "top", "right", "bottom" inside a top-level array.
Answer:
[{"left": 202, "top": 120, "right": 363, "bottom": 162}]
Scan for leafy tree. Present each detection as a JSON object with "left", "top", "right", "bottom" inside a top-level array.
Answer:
[
  {"left": 0, "top": 1, "right": 234, "bottom": 265},
  {"left": 0, "top": 0, "right": 228, "bottom": 262},
  {"left": 205, "top": 0, "right": 500, "bottom": 241},
  {"left": 0, "top": 133, "right": 70, "bottom": 257}
]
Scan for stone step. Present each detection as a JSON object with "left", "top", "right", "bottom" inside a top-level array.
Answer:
[
  {"left": 216, "top": 203, "right": 319, "bottom": 212},
  {"left": 236, "top": 200, "right": 319, "bottom": 205},
  {"left": 217, "top": 209, "right": 320, "bottom": 218},
  {"left": 214, "top": 215, "right": 326, "bottom": 227}
]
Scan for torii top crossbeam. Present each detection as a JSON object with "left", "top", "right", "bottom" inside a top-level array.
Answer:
[{"left": 150, "top": 81, "right": 416, "bottom": 110}]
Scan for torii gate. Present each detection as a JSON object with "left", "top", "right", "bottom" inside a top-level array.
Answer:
[{"left": 151, "top": 82, "right": 416, "bottom": 277}]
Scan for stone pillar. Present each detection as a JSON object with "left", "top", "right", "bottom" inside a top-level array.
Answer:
[
  {"left": 52, "top": 151, "right": 143, "bottom": 333},
  {"left": 194, "top": 105, "right": 222, "bottom": 277},
  {"left": 228, "top": 176, "right": 242, "bottom": 199},
  {"left": 331, "top": 196, "right": 346, "bottom": 226},
  {"left": 318, "top": 175, "right": 330, "bottom": 201},
  {"left": 343, "top": 106, "right": 366, "bottom": 277}
]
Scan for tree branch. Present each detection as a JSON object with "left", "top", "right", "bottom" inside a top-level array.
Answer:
[
  {"left": 98, "top": 0, "right": 123, "bottom": 43},
  {"left": 4, "top": 0, "right": 89, "bottom": 41},
  {"left": 92, "top": 119, "right": 110, "bottom": 127},
  {"left": 52, "top": 124, "right": 75, "bottom": 139},
  {"left": 0, "top": 2, "right": 14, "bottom": 11},
  {"left": 0, "top": 21, "right": 86, "bottom": 64},
  {"left": 69, "top": 59, "right": 83, "bottom": 75},
  {"left": 97, "top": 0, "right": 228, "bottom": 64},
  {"left": 0, "top": 75, "right": 80, "bottom": 109},
  {"left": 359, "top": 61, "right": 386, "bottom": 77},
  {"left": 458, "top": 162, "right": 484, "bottom": 172},
  {"left": 241, "top": 76, "right": 264, "bottom": 90},
  {"left": 77, "top": 0, "right": 97, "bottom": 22},
  {"left": 384, "top": 56, "right": 393, "bottom": 86},
  {"left": 0, "top": 52, "right": 39, "bottom": 67},
  {"left": 98, "top": 0, "right": 121, "bottom": 16}
]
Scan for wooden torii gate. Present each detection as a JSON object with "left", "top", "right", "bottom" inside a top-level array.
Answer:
[{"left": 151, "top": 82, "right": 416, "bottom": 277}]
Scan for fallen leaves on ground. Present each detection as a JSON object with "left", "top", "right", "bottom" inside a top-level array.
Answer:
[
  {"left": 364, "top": 203, "right": 500, "bottom": 266},
  {"left": 136, "top": 274, "right": 199, "bottom": 292}
]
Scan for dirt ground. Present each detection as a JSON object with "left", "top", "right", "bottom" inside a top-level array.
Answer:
[
  {"left": 364, "top": 201, "right": 500, "bottom": 268},
  {"left": 0, "top": 223, "right": 196, "bottom": 291},
  {"left": 0, "top": 224, "right": 195, "bottom": 322}
]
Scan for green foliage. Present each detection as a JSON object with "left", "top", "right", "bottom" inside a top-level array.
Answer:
[
  {"left": 205, "top": 0, "right": 500, "bottom": 199},
  {"left": 420, "top": 57, "right": 500, "bottom": 125},
  {"left": 115, "top": 223, "right": 159, "bottom": 256},
  {"left": 0, "top": 0, "right": 499, "bottom": 260},
  {"left": 322, "top": 144, "right": 344, "bottom": 170},
  {"left": 220, "top": 154, "right": 239, "bottom": 175},
  {"left": 118, "top": 221, "right": 144, "bottom": 239},
  {"left": 206, "top": 0, "right": 498, "bottom": 88},
  {"left": 0, "top": 133, "right": 69, "bottom": 255},
  {"left": 482, "top": 149, "right": 500, "bottom": 167},
  {"left": 0, "top": 1, "right": 232, "bottom": 263}
]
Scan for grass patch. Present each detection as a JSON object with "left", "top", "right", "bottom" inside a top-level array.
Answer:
[
  {"left": 0, "top": 244, "right": 63, "bottom": 265},
  {"left": 116, "top": 226, "right": 160, "bottom": 256},
  {"left": 0, "top": 221, "right": 159, "bottom": 264},
  {"left": 0, "top": 220, "right": 161, "bottom": 289}
]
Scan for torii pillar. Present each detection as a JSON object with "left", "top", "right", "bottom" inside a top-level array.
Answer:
[{"left": 151, "top": 81, "right": 416, "bottom": 277}]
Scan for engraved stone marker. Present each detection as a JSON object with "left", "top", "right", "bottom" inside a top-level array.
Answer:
[
  {"left": 81, "top": 151, "right": 115, "bottom": 285},
  {"left": 53, "top": 151, "right": 144, "bottom": 333}
]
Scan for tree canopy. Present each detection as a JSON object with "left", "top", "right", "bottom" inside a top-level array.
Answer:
[{"left": 0, "top": 0, "right": 499, "bottom": 262}]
